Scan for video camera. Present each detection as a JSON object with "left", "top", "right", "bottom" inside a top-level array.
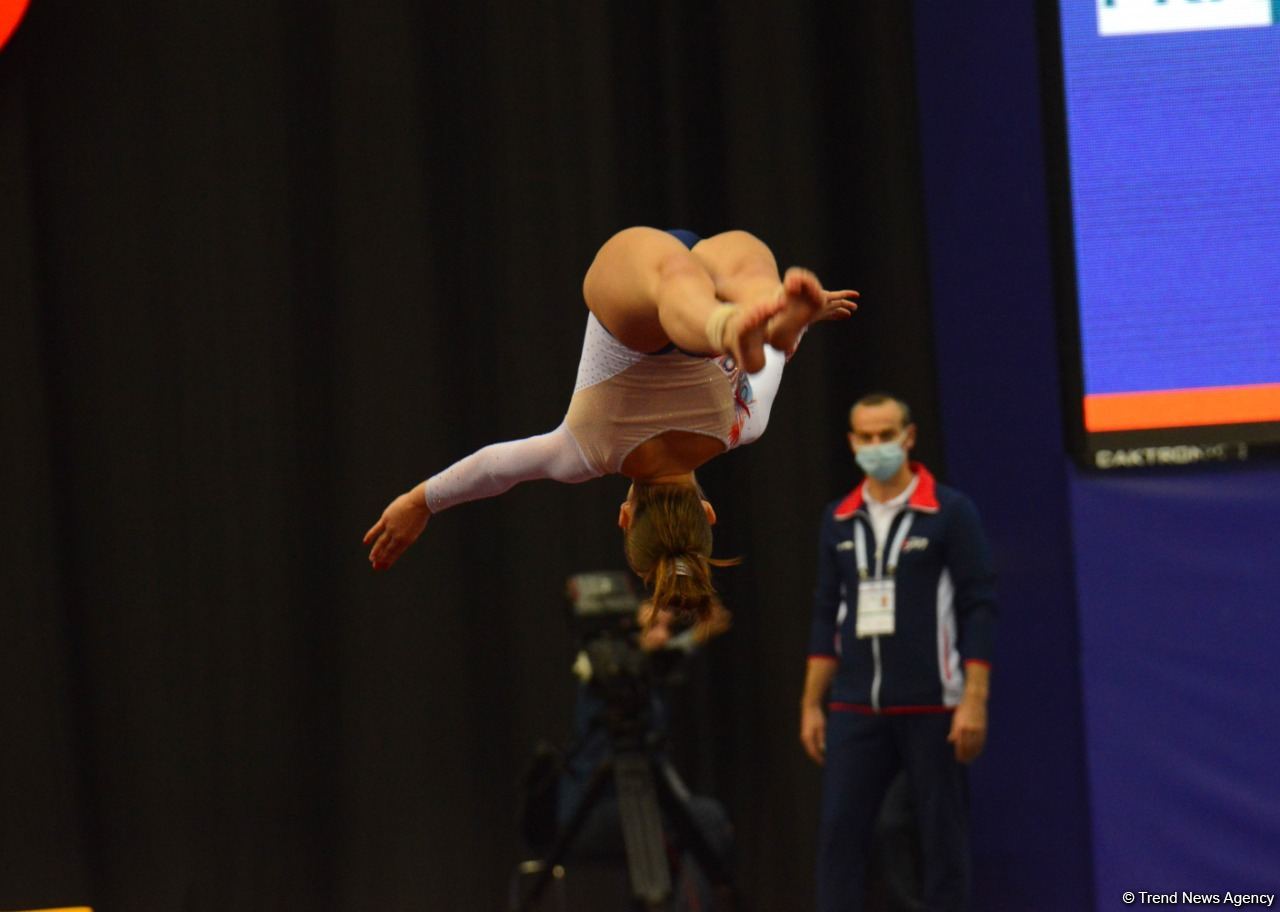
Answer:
[
  {"left": 565, "top": 570, "right": 644, "bottom": 638},
  {"left": 565, "top": 571, "right": 691, "bottom": 697}
]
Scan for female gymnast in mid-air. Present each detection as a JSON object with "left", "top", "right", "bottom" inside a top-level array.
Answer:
[{"left": 364, "top": 227, "right": 857, "bottom": 621}]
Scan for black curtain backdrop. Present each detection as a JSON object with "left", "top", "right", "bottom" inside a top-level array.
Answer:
[{"left": 1, "top": 2, "right": 943, "bottom": 909}]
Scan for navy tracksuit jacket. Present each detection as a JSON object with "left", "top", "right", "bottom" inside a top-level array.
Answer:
[{"left": 808, "top": 463, "right": 997, "bottom": 709}]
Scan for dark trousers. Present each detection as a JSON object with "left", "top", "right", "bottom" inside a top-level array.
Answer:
[
  {"left": 817, "top": 711, "right": 970, "bottom": 912},
  {"left": 866, "top": 770, "right": 925, "bottom": 912}
]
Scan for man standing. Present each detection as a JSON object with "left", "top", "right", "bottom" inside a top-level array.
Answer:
[{"left": 800, "top": 393, "right": 996, "bottom": 912}]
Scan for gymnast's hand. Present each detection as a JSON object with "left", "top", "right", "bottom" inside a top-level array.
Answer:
[
  {"left": 364, "top": 488, "right": 431, "bottom": 571},
  {"left": 817, "top": 288, "right": 859, "bottom": 322}
]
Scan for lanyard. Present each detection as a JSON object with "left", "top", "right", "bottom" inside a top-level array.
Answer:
[{"left": 853, "top": 511, "right": 915, "bottom": 580}]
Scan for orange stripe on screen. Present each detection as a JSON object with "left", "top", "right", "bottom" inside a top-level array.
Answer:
[{"left": 1084, "top": 383, "right": 1280, "bottom": 432}]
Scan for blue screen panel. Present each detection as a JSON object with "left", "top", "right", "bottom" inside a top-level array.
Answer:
[{"left": 1057, "top": 0, "right": 1280, "bottom": 463}]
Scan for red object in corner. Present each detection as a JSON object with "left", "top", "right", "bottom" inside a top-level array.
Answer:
[{"left": 1, "top": 0, "right": 31, "bottom": 53}]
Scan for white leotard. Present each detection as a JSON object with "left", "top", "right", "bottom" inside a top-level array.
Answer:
[{"left": 423, "top": 313, "right": 788, "bottom": 513}]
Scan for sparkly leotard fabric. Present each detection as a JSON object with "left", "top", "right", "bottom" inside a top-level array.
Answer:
[
  {"left": 423, "top": 313, "right": 785, "bottom": 514},
  {"left": 564, "top": 314, "right": 739, "bottom": 475}
]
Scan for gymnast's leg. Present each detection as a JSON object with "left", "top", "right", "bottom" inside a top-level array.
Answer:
[
  {"left": 582, "top": 227, "right": 784, "bottom": 372},
  {"left": 692, "top": 230, "right": 827, "bottom": 356}
]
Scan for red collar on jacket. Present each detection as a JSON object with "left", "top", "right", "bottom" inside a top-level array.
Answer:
[{"left": 834, "top": 462, "right": 940, "bottom": 521}]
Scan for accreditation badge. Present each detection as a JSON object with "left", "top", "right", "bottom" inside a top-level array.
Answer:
[{"left": 855, "top": 579, "right": 895, "bottom": 638}]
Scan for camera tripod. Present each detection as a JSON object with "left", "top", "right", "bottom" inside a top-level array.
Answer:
[{"left": 513, "top": 647, "right": 743, "bottom": 912}]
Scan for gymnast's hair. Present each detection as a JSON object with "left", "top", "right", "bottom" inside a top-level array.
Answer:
[{"left": 622, "top": 482, "right": 740, "bottom": 629}]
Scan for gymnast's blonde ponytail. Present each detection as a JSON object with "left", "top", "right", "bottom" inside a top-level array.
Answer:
[{"left": 622, "top": 483, "right": 739, "bottom": 627}]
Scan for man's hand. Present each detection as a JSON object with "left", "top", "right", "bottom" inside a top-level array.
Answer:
[
  {"left": 363, "top": 488, "right": 431, "bottom": 571},
  {"left": 800, "top": 704, "right": 828, "bottom": 766},
  {"left": 947, "top": 697, "right": 988, "bottom": 764},
  {"left": 800, "top": 657, "right": 836, "bottom": 765}
]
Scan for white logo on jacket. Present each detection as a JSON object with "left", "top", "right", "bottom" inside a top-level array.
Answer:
[{"left": 900, "top": 536, "right": 930, "bottom": 554}]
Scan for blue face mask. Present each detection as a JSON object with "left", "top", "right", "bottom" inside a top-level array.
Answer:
[{"left": 855, "top": 439, "right": 907, "bottom": 482}]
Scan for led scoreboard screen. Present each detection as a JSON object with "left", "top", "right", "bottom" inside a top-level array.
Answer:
[{"left": 1051, "top": 0, "right": 1280, "bottom": 469}]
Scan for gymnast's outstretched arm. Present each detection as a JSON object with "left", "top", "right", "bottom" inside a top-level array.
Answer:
[{"left": 363, "top": 424, "right": 597, "bottom": 570}]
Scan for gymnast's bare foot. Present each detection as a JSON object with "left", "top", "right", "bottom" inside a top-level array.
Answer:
[
  {"left": 765, "top": 267, "right": 826, "bottom": 355},
  {"left": 724, "top": 296, "right": 785, "bottom": 373}
]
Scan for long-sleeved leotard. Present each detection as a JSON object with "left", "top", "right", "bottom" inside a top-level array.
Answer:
[{"left": 422, "top": 312, "right": 790, "bottom": 514}]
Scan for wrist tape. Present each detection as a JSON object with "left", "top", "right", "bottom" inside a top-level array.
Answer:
[{"left": 704, "top": 303, "right": 737, "bottom": 354}]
